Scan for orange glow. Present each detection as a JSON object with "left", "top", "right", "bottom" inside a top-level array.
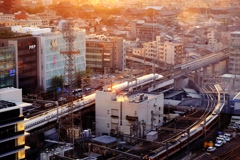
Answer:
[{"left": 18, "top": 150, "right": 25, "bottom": 159}]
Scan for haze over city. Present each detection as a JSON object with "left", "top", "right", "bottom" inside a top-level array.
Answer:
[{"left": 0, "top": 0, "right": 240, "bottom": 160}]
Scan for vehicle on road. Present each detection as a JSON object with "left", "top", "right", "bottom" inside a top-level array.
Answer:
[
  {"left": 215, "top": 140, "right": 224, "bottom": 147},
  {"left": 207, "top": 146, "right": 216, "bottom": 152}
]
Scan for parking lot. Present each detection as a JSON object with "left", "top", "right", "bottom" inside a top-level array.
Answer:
[{"left": 192, "top": 132, "right": 240, "bottom": 160}]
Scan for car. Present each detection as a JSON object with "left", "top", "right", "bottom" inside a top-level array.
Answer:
[
  {"left": 207, "top": 146, "right": 216, "bottom": 152},
  {"left": 215, "top": 140, "right": 223, "bottom": 147},
  {"left": 224, "top": 133, "right": 232, "bottom": 139},
  {"left": 216, "top": 136, "right": 226, "bottom": 143},
  {"left": 219, "top": 135, "right": 230, "bottom": 142}
]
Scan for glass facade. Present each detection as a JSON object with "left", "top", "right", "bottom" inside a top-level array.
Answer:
[
  {"left": 17, "top": 37, "right": 38, "bottom": 95},
  {"left": 0, "top": 46, "right": 16, "bottom": 88}
]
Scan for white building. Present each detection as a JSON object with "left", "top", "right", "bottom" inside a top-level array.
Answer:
[
  {"left": 36, "top": 31, "right": 86, "bottom": 91},
  {"left": 132, "top": 36, "right": 184, "bottom": 65},
  {"left": 95, "top": 90, "right": 164, "bottom": 138}
]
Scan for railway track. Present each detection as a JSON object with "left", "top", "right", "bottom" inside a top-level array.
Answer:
[
  {"left": 109, "top": 83, "right": 220, "bottom": 160},
  {"left": 213, "top": 144, "right": 240, "bottom": 160}
]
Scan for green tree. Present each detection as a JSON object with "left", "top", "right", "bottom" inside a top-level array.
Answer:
[
  {"left": 75, "top": 69, "right": 93, "bottom": 88},
  {"left": 51, "top": 75, "right": 64, "bottom": 100}
]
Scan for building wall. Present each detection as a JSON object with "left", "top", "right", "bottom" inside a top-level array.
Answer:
[
  {"left": 95, "top": 91, "right": 164, "bottom": 137},
  {"left": 86, "top": 36, "right": 125, "bottom": 73},
  {"left": 0, "top": 36, "right": 38, "bottom": 95},
  {"left": 0, "top": 88, "right": 30, "bottom": 160},
  {"left": 229, "top": 31, "right": 240, "bottom": 75},
  {"left": 38, "top": 31, "right": 86, "bottom": 91},
  {"left": 0, "top": 46, "right": 16, "bottom": 89},
  {"left": 9, "top": 37, "right": 38, "bottom": 94},
  {"left": 133, "top": 36, "right": 183, "bottom": 65}
]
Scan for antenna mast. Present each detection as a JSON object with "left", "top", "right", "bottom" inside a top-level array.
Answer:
[{"left": 58, "top": 18, "right": 82, "bottom": 151}]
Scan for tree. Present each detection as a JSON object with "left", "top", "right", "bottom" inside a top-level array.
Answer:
[
  {"left": 75, "top": 69, "right": 93, "bottom": 88},
  {"left": 51, "top": 75, "right": 64, "bottom": 100}
]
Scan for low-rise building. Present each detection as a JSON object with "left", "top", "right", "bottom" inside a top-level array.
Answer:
[{"left": 95, "top": 90, "right": 164, "bottom": 138}]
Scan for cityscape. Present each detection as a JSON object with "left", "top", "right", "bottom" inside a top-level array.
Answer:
[{"left": 0, "top": 0, "right": 240, "bottom": 160}]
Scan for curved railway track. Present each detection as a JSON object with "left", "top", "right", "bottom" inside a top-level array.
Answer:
[{"left": 111, "top": 84, "right": 219, "bottom": 160}]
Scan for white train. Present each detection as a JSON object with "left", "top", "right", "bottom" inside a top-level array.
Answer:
[
  {"left": 112, "top": 73, "right": 163, "bottom": 91},
  {"left": 24, "top": 73, "right": 163, "bottom": 131}
]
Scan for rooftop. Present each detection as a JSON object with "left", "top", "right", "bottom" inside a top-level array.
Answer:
[{"left": 91, "top": 135, "right": 117, "bottom": 145}]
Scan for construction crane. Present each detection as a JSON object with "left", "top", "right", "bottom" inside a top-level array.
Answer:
[{"left": 58, "top": 18, "right": 82, "bottom": 151}]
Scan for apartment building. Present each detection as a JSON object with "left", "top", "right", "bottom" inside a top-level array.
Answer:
[
  {"left": 229, "top": 31, "right": 240, "bottom": 75},
  {"left": 86, "top": 35, "right": 126, "bottom": 73},
  {"left": 130, "top": 20, "right": 162, "bottom": 41},
  {"left": 133, "top": 36, "right": 184, "bottom": 66}
]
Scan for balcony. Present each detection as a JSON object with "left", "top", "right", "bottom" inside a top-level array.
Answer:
[{"left": 126, "top": 115, "right": 138, "bottom": 121}]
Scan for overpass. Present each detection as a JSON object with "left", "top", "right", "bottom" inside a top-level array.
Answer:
[{"left": 127, "top": 52, "right": 229, "bottom": 73}]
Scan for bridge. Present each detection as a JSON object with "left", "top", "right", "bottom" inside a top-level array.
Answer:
[
  {"left": 127, "top": 51, "right": 229, "bottom": 74},
  {"left": 25, "top": 52, "right": 229, "bottom": 132}
]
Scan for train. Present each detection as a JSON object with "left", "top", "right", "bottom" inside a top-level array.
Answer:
[
  {"left": 144, "top": 101, "right": 225, "bottom": 159},
  {"left": 24, "top": 73, "right": 163, "bottom": 131}
]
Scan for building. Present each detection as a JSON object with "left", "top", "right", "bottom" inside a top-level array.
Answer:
[
  {"left": 0, "top": 31, "right": 38, "bottom": 95},
  {"left": 0, "top": 46, "right": 16, "bottom": 88},
  {"left": 37, "top": 30, "right": 86, "bottom": 91},
  {"left": 36, "top": 10, "right": 61, "bottom": 27},
  {"left": 0, "top": 87, "right": 31, "bottom": 160},
  {"left": 229, "top": 31, "right": 240, "bottom": 75},
  {"left": 86, "top": 35, "right": 126, "bottom": 73},
  {"left": 132, "top": 36, "right": 184, "bottom": 66},
  {"left": 130, "top": 20, "right": 162, "bottom": 41},
  {"left": 95, "top": 90, "right": 164, "bottom": 138}
]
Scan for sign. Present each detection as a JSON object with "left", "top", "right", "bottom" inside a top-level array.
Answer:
[
  {"left": 51, "top": 39, "right": 58, "bottom": 51},
  {"left": 29, "top": 44, "right": 36, "bottom": 49}
]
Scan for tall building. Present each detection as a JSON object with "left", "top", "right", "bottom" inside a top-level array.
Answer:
[
  {"left": 37, "top": 30, "right": 86, "bottom": 91},
  {"left": 0, "top": 87, "right": 31, "bottom": 160},
  {"left": 0, "top": 32, "right": 38, "bottom": 95},
  {"left": 0, "top": 46, "right": 16, "bottom": 88},
  {"left": 95, "top": 90, "right": 164, "bottom": 138},
  {"left": 229, "top": 31, "right": 240, "bottom": 75},
  {"left": 86, "top": 35, "right": 126, "bottom": 73}
]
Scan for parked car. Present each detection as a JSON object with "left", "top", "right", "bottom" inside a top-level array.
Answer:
[
  {"left": 216, "top": 136, "right": 226, "bottom": 143},
  {"left": 207, "top": 146, "right": 216, "bottom": 152},
  {"left": 215, "top": 140, "right": 224, "bottom": 147},
  {"left": 219, "top": 135, "right": 230, "bottom": 142},
  {"left": 224, "top": 133, "right": 232, "bottom": 139}
]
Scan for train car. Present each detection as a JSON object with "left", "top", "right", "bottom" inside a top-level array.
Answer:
[
  {"left": 145, "top": 100, "right": 225, "bottom": 160},
  {"left": 24, "top": 74, "right": 163, "bottom": 132},
  {"left": 24, "top": 93, "right": 96, "bottom": 131},
  {"left": 112, "top": 73, "right": 163, "bottom": 91}
]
